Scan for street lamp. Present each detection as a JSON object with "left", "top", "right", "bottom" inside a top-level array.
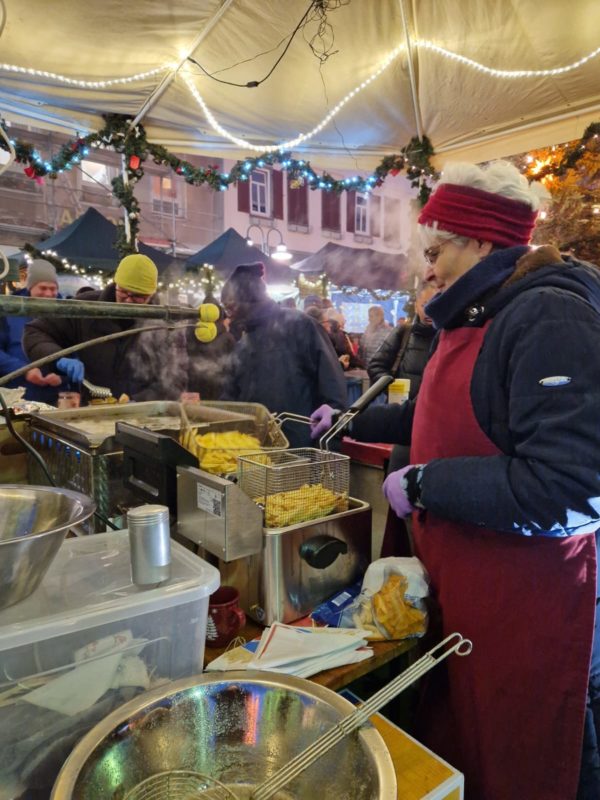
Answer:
[{"left": 245, "top": 224, "right": 292, "bottom": 261}]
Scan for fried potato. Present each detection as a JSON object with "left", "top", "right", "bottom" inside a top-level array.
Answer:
[
  {"left": 190, "top": 430, "right": 263, "bottom": 474},
  {"left": 263, "top": 483, "right": 348, "bottom": 528},
  {"left": 372, "top": 574, "right": 426, "bottom": 640}
]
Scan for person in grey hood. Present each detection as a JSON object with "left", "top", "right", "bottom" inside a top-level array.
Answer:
[{"left": 220, "top": 262, "right": 346, "bottom": 447}]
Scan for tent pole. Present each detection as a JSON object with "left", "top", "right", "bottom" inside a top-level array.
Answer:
[
  {"left": 398, "top": 0, "right": 423, "bottom": 141},
  {"left": 127, "top": 0, "right": 237, "bottom": 133},
  {"left": 120, "top": 154, "right": 132, "bottom": 245}
]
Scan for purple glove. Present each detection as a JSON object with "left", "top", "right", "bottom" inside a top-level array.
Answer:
[
  {"left": 309, "top": 404, "right": 336, "bottom": 439},
  {"left": 383, "top": 464, "right": 425, "bottom": 518}
]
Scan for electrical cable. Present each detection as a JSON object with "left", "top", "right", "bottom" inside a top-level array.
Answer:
[{"left": 186, "top": 0, "right": 317, "bottom": 88}]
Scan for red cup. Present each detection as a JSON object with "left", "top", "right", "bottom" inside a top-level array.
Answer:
[{"left": 206, "top": 585, "right": 246, "bottom": 648}]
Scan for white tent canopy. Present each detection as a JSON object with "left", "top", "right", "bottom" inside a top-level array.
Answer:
[{"left": 1, "top": 0, "right": 599, "bottom": 168}]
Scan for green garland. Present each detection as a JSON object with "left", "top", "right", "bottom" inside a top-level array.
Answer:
[
  {"left": 0, "top": 114, "right": 438, "bottom": 258},
  {"left": 521, "top": 122, "right": 600, "bottom": 182}
]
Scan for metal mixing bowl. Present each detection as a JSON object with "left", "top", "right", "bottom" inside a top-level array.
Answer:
[
  {"left": 52, "top": 672, "right": 397, "bottom": 800},
  {"left": 0, "top": 484, "right": 96, "bottom": 609}
]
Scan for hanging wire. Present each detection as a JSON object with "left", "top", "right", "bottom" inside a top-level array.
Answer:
[
  {"left": 186, "top": 0, "right": 349, "bottom": 88},
  {"left": 303, "top": 0, "right": 350, "bottom": 64}
]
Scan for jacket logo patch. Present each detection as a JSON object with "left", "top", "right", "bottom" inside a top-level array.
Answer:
[{"left": 539, "top": 375, "right": 572, "bottom": 387}]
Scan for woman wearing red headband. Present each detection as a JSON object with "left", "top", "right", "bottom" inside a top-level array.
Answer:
[{"left": 311, "top": 160, "right": 600, "bottom": 800}]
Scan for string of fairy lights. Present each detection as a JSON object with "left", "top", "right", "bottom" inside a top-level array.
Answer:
[
  {"left": 2, "top": 38, "right": 599, "bottom": 152},
  {"left": 3, "top": 39, "right": 600, "bottom": 297}
]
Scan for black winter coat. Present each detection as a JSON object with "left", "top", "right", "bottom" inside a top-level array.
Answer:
[
  {"left": 367, "top": 320, "right": 435, "bottom": 399},
  {"left": 221, "top": 299, "right": 347, "bottom": 447},
  {"left": 23, "top": 284, "right": 188, "bottom": 400},
  {"left": 352, "top": 245, "right": 600, "bottom": 538}
]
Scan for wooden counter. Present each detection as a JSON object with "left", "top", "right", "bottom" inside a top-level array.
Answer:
[{"left": 203, "top": 619, "right": 415, "bottom": 692}]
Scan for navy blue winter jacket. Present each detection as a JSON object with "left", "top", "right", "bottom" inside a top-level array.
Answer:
[
  {"left": 352, "top": 245, "right": 600, "bottom": 538},
  {"left": 0, "top": 288, "right": 62, "bottom": 403}
]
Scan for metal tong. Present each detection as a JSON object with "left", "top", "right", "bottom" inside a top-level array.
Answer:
[
  {"left": 250, "top": 632, "right": 473, "bottom": 800},
  {"left": 276, "top": 374, "right": 394, "bottom": 451},
  {"left": 82, "top": 378, "right": 112, "bottom": 399}
]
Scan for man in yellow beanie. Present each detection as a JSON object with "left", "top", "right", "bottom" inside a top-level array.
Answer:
[
  {"left": 24, "top": 253, "right": 188, "bottom": 401},
  {"left": 113, "top": 253, "right": 158, "bottom": 303}
]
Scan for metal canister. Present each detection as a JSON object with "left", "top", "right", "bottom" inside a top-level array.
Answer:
[{"left": 127, "top": 504, "right": 171, "bottom": 586}]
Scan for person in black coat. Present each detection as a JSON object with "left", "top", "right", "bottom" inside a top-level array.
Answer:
[
  {"left": 367, "top": 283, "right": 436, "bottom": 395},
  {"left": 220, "top": 263, "right": 347, "bottom": 447},
  {"left": 23, "top": 254, "right": 187, "bottom": 401}
]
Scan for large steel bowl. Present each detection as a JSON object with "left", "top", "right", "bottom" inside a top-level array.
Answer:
[
  {"left": 52, "top": 672, "right": 397, "bottom": 800},
  {"left": 0, "top": 484, "right": 96, "bottom": 609}
]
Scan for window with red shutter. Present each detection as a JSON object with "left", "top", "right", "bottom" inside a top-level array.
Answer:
[
  {"left": 272, "top": 169, "right": 283, "bottom": 220},
  {"left": 237, "top": 179, "right": 250, "bottom": 213},
  {"left": 322, "top": 191, "right": 341, "bottom": 232},
  {"left": 287, "top": 177, "right": 309, "bottom": 227},
  {"left": 346, "top": 191, "right": 356, "bottom": 233}
]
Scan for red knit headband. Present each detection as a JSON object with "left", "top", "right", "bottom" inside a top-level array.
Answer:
[{"left": 418, "top": 183, "right": 538, "bottom": 247}]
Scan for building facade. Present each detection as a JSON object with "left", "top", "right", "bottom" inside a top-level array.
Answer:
[{"left": 0, "top": 123, "right": 224, "bottom": 257}]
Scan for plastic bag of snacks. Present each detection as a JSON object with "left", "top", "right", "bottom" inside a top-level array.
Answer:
[{"left": 339, "top": 557, "right": 429, "bottom": 641}]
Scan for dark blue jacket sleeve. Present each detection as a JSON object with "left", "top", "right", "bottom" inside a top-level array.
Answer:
[
  {"left": 350, "top": 398, "right": 415, "bottom": 445},
  {"left": 0, "top": 320, "right": 27, "bottom": 376},
  {"left": 420, "top": 290, "right": 600, "bottom": 536}
]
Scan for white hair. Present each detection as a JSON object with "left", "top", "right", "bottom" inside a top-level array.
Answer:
[
  {"left": 438, "top": 160, "right": 549, "bottom": 211},
  {"left": 419, "top": 226, "right": 470, "bottom": 250}
]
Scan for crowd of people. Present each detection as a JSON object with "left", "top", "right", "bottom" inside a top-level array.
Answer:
[
  {"left": 0, "top": 250, "right": 405, "bottom": 417},
  {"left": 1, "top": 157, "right": 600, "bottom": 800}
]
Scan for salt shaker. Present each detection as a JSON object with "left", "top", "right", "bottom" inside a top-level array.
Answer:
[{"left": 127, "top": 504, "right": 171, "bottom": 587}]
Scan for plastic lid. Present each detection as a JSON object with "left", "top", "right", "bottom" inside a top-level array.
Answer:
[{"left": 0, "top": 530, "right": 220, "bottom": 651}]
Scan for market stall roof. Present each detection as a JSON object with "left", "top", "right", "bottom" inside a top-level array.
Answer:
[
  {"left": 186, "top": 227, "right": 295, "bottom": 283},
  {"left": 293, "top": 242, "right": 409, "bottom": 292},
  {"left": 36, "top": 207, "right": 174, "bottom": 272},
  {"left": 0, "top": 1, "right": 599, "bottom": 169}
]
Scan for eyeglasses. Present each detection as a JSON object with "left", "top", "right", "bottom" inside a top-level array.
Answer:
[
  {"left": 116, "top": 287, "right": 152, "bottom": 303},
  {"left": 423, "top": 244, "right": 444, "bottom": 265}
]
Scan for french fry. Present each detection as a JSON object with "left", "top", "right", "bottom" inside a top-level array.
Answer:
[
  {"left": 263, "top": 484, "right": 348, "bottom": 528},
  {"left": 372, "top": 574, "right": 427, "bottom": 640},
  {"left": 192, "top": 430, "right": 263, "bottom": 474}
]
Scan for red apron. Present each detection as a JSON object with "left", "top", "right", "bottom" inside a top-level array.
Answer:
[{"left": 410, "top": 324, "right": 597, "bottom": 800}]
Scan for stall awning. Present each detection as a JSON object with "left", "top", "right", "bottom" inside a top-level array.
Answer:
[
  {"left": 293, "top": 242, "right": 408, "bottom": 292},
  {"left": 186, "top": 227, "right": 295, "bottom": 283},
  {"left": 0, "top": 1, "right": 598, "bottom": 168},
  {"left": 36, "top": 208, "right": 173, "bottom": 272}
]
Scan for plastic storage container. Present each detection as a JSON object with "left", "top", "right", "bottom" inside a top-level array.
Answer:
[{"left": 0, "top": 530, "right": 219, "bottom": 798}]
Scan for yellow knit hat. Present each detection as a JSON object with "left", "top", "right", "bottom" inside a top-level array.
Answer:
[{"left": 114, "top": 254, "right": 158, "bottom": 295}]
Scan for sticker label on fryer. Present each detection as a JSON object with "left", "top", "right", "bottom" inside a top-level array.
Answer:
[{"left": 196, "top": 484, "right": 223, "bottom": 517}]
